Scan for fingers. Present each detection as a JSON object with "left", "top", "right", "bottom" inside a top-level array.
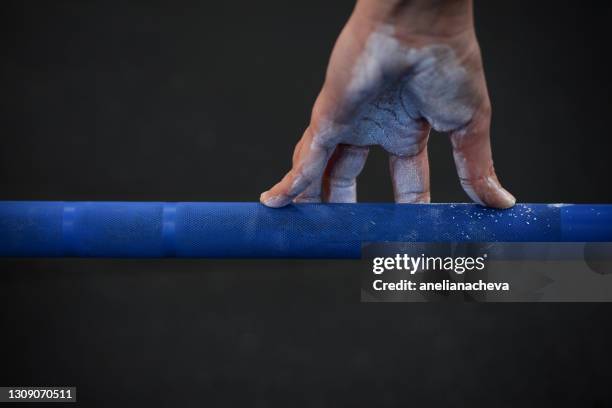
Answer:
[
  {"left": 389, "top": 143, "right": 431, "bottom": 203},
  {"left": 450, "top": 105, "right": 515, "bottom": 209},
  {"left": 323, "top": 144, "right": 369, "bottom": 203},
  {"left": 260, "top": 127, "right": 333, "bottom": 208}
]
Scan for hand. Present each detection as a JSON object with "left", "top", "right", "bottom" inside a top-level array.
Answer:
[{"left": 260, "top": 0, "right": 515, "bottom": 208}]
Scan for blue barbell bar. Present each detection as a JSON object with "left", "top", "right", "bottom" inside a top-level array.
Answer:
[{"left": 0, "top": 202, "right": 611, "bottom": 258}]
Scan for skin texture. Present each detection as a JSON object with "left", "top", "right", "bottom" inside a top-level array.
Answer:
[{"left": 260, "top": 0, "right": 515, "bottom": 208}]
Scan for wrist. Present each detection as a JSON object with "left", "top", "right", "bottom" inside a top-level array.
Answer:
[{"left": 352, "top": 0, "right": 475, "bottom": 42}]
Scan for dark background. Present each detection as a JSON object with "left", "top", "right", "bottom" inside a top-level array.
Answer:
[{"left": 1, "top": 0, "right": 611, "bottom": 406}]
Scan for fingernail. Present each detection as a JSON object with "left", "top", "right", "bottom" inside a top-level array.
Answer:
[
  {"left": 497, "top": 186, "right": 516, "bottom": 208},
  {"left": 260, "top": 192, "right": 288, "bottom": 208},
  {"left": 488, "top": 176, "right": 516, "bottom": 208}
]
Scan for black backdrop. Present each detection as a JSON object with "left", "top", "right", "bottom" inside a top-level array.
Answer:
[{"left": 1, "top": 1, "right": 611, "bottom": 406}]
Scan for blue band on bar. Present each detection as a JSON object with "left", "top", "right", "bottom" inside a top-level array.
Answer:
[
  {"left": 0, "top": 202, "right": 611, "bottom": 258},
  {"left": 162, "top": 204, "right": 177, "bottom": 257}
]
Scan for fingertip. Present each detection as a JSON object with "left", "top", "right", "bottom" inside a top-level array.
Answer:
[
  {"left": 462, "top": 177, "right": 516, "bottom": 209},
  {"left": 260, "top": 191, "right": 291, "bottom": 208},
  {"left": 394, "top": 192, "right": 431, "bottom": 204},
  {"left": 484, "top": 178, "right": 516, "bottom": 209},
  {"left": 259, "top": 191, "right": 269, "bottom": 204},
  {"left": 494, "top": 187, "right": 516, "bottom": 209}
]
